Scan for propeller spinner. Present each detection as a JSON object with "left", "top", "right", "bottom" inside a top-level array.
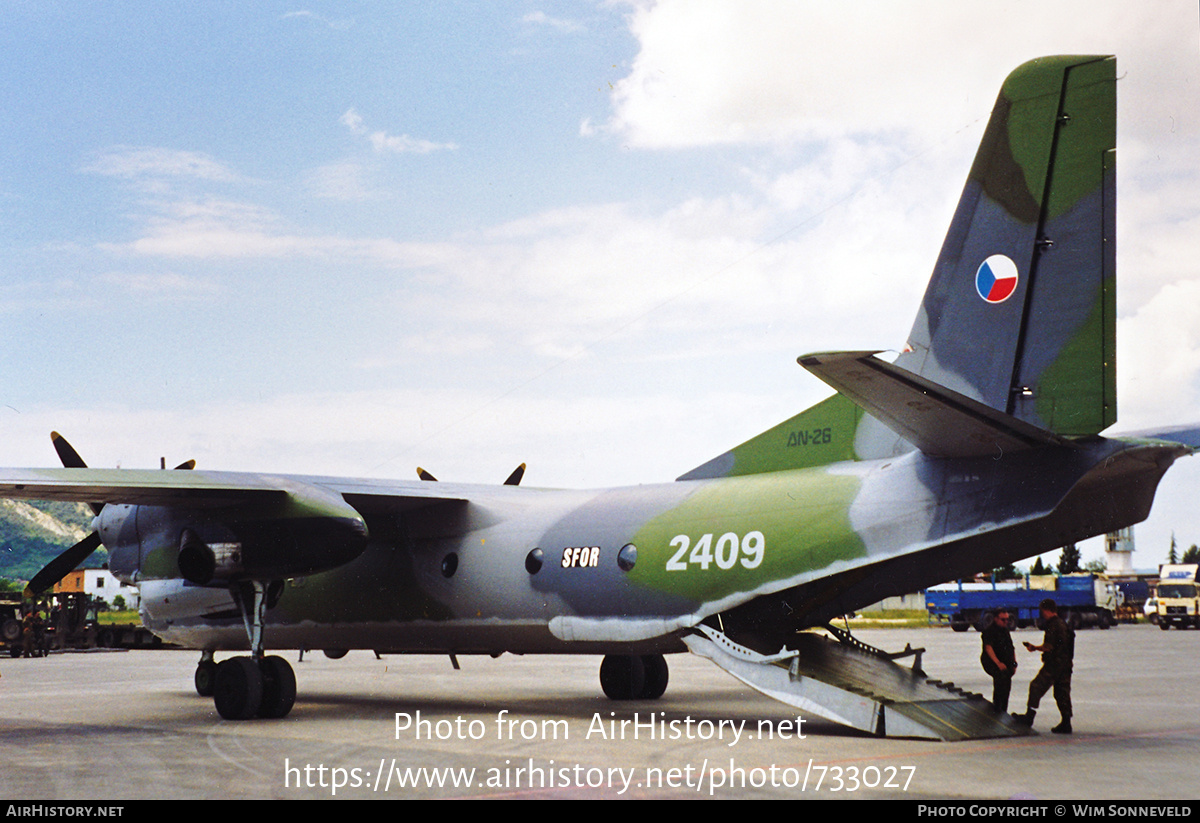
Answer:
[{"left": 26, "top": 433, "right": 196, "bottom": 596}]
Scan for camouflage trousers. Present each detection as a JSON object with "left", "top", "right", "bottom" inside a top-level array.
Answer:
[{"left": 1027, "top": 664, "right": 1072, "bottom": 719}]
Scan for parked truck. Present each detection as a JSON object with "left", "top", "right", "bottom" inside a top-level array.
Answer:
[
  {"left": 926, "top": 573, "right": 1121, "bottom": 632},
  {"left": 1155, "top": 564, "right": 1200, "bottom": 630}
]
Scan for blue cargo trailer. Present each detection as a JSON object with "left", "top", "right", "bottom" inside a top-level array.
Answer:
[{"left": 925, "top": 574, "right": 1120, "bottom": 632}]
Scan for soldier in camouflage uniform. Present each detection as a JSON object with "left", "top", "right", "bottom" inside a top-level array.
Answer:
[{"left": 1015, "top": 598, "right": 1073, "bottom": 734}]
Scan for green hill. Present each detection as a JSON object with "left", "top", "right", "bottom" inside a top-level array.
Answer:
[{"left": 0, "top": 500, "right": 100, "bottom": 583}]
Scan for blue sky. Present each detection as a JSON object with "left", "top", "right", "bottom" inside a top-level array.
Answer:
[{"left": 1, "top": 2, "right": 1198, "bottom": 568}]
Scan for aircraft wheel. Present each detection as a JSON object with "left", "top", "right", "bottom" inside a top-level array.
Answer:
[
  {"left": 600, "top": 655, "right": 669, "bottom": 700},
  {"left": 641, "top": 654, "right": 669, "bottom": 699},
  {"left": 323, "top": 649, "right": 348, "bottom": 660},
  {"left": 257, "top": 656, "right": 297, "bottom": 719},
  {"left": 195, "top": 659, "right": 217, "bottom": 697},
  {"left": 214, "top": 656, "right": 264, "bottom": 720},
  {"left": 600, "top": 655, "right": 645, "bottom": 700}
]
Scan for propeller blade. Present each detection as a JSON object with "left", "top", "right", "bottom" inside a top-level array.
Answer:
[
  {"left": 25, "top": 531, "right": 103, "bottom": 597},
  {"left": 174, "top": 459, "right": 196, "bottom": 470},
  {"left": 417, "top": 467, "right": 438, "bottom": 482},
  {"left": 503, "top": 463, "right": 526, "bottom": 486},
  {"left": 50, "top": 432, "right": 103, "bottom": 516},
  {"left": 50, "top": 431, "right": 88, "bottom": 469}
]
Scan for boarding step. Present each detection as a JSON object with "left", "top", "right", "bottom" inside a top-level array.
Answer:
[{"left": 684, "top": 626, "right": 1032, "bottom": 741}]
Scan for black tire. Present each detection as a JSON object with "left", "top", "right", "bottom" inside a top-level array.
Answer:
[
  {"left": 950, "top": 617, "right": 969, "bottom": 633},
  {"left": 214, "top": 657, "right": 264, "bottom": 720},
  {"left": 1159, "top": 620, "right": 1171, "bottom": 631},
  {"left": 257, "top": 656, "right": 297, "bottom": 719},
  {"left": 1, "top": 618, "right": 20, "bottom": 643},
  {"left": 195, "top": 660, "right": 217, "bottom": 696},
  {"left": 323, "top": 649, "right": 348, "bottom": 660},
  {"left": 640, "top": 654, "right": 669, "bottom": 700},
  {"left": 600, "top": 655, "right": 645, "bottom": 700}
]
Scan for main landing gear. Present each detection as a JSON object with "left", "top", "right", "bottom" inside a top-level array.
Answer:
[
  {"left": 599, "top": 654, "right": 669, "bottom": 700},
  {"left": 209, "top": 654, "right": 296, "bottom": 719},
  {"left": 193, "top": 581, "right": 297, "bottom": 720}
]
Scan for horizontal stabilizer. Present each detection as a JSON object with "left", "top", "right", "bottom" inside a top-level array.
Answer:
[
  {"left": 798, "top": 351, "right": 1068, "bottom": 458},
  {"left": 1114, "top": 425, "right": 1200, "bottom": 451}
]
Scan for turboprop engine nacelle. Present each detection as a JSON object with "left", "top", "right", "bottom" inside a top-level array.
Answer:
[{"left": 98, "top": 482, "right": 369, "bottom": 585}]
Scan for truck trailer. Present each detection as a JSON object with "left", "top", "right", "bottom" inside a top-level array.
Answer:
[{"left": 926, "top": 574, "right": 1121, "bottom": 632}]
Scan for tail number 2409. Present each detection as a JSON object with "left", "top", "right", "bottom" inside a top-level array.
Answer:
[{"left": 666, "top": 532, "right": 765, "bottom": 571}]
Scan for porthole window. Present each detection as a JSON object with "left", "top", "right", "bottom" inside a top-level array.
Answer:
[
  {"left": 617, "top": 543, "right": 637, "bottom": 572},
  {"left": 441, "top": 553, "right": 458, "bottom": 578},
  {"left": 525, "top": 548, "right": 544, "bottom": 574}
]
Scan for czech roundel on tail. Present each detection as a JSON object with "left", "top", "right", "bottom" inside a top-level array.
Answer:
[{"left": 5, "top": 56, "right": 1197, "bottom": 738}]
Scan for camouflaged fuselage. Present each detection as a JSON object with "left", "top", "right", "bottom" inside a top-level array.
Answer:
[{"left": 124, "top": 430, "right": 1184, "bottom": 655}]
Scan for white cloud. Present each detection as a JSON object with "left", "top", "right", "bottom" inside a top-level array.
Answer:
[
  {"left": 303, "top": 161, "right": 377, "bottom": 201},
  {"left": 605, "top": 0, "right": 1192, "bottom": 150},
  {"left": 280, "top": 10, "right": 353, "bottom": 31},
  {"left": 97, "top": 271, "right": 218, "bottom": 298},
  {"left": 339, "top": 108, "right": 458, "bottom": 154},
  {"left": 1118, "top": 279, "right": 1200, "bottom": 430},
  {"left": 84, "top": 147, "right": 239, "bottom": 182},
  {"left": 522, "top": 11, "right": 585, "bottom": 34},
  {"left": 96, "top": 193, "right": 459, "bottom": 265}
]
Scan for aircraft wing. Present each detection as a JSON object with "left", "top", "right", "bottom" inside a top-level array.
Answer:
[
  {"left": 0, "top": 467, "right": 469, "bottom": 511},
  {"left": 797, "top": 350, "right": 1069, "bottom": 458}
]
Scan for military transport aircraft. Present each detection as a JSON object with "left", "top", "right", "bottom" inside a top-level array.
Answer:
[{"left": 4, "top": 55, "right": 1197, "bottom": 736}]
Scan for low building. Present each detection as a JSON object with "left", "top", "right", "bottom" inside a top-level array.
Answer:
[{"left": 54, "top": 568, "right": 139, "bottom": 610}]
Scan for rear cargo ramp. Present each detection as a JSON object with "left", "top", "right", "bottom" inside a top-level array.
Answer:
[{"left": 684, "top": 626, "right": 1032, "bottom": 741}]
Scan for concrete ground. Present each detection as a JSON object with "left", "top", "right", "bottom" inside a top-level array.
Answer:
[{"left": 1, "top": 624, "right": 1195, "bottom": 799}]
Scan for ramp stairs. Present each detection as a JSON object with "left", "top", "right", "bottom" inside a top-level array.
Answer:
[{"left": 684, "top": 624, "right": 1033, "bottom": 741}]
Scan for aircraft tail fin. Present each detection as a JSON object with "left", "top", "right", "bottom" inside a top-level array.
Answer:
[
  {"left": 680, "top": 56, "right": 1115, "bottom": 481},
  {"left": 897, "top": 55, "right": 1116, "bottom": 437}
]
